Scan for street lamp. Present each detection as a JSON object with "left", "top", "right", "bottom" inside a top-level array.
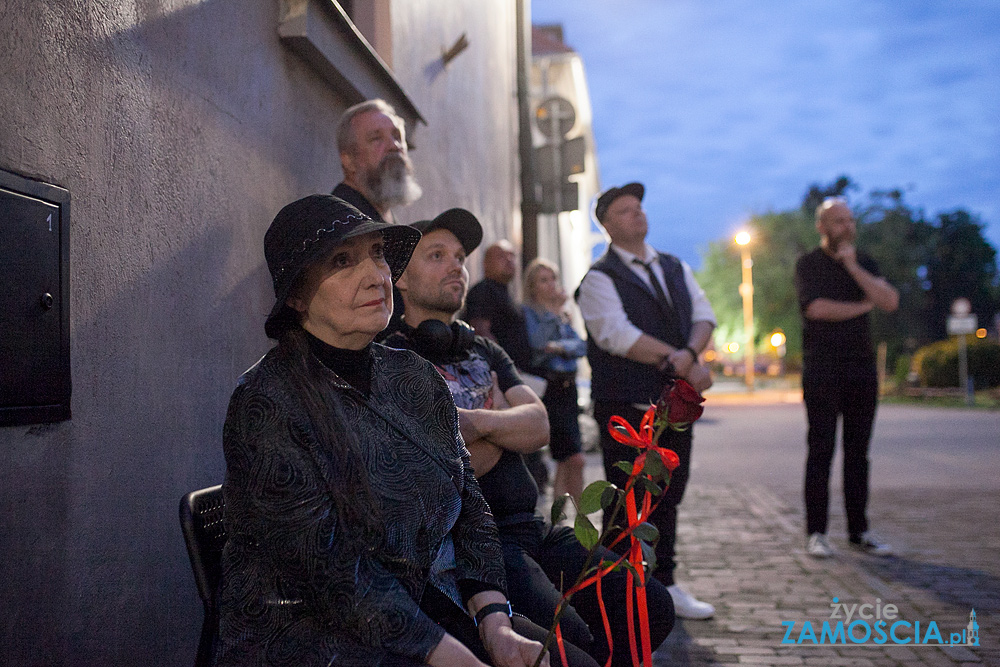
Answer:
[
  {"left": 735, "top": 230, "right": 755, "bottom": 391},
  {"left": 770, "top": 330, "right": 786, "bottom": 376}
]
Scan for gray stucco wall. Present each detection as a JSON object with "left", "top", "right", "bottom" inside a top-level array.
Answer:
[
  {"left": 388, "top": 0, "right": 521, "bottom": 279},
  {"left": 0, "top": 0, "right": 522, "bottom": 664},
  {"left": 2, "top": 1, "right": 351, "bottom": 664}
]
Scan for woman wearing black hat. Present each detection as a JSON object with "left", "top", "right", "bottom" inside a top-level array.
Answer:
[{"left": 217, "top": 195, "right": 553, "bottom": 667}]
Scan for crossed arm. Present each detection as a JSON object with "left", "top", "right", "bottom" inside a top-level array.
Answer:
[
  {"left": 458, "top": 379, "right": 549, "bottom": 476},
  {"left": 804, "top": 245, "right": 899, "bottom": 322}
]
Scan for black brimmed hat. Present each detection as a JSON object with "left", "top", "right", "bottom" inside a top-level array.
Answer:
[
  {"left": 409, "top": 208, "right": 483, "bottom": 254},
  {"left": 595, "top": 182, "right": 645, "bottom": 222},
  {"left": 263, "top": 194, "right": 421, "bottom": 339}
]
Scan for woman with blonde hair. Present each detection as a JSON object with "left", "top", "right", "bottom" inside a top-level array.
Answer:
[{"left": 521, "top": 258, "right": 587, "bottom": 505}]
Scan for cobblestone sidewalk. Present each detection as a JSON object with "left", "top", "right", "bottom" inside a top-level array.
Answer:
[{"left": 653, "top": 485, "right": 999, "bottom": 666}]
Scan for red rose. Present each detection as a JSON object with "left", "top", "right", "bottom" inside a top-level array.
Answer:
[{"left": 664, "top": 379, "right": 705, "bottom": 427}]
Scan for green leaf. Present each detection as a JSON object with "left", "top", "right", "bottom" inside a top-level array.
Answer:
[
  {"left": 601, "top": 484, "right": 621, "bottom": 511},
  {"left": 613, "top": 460, "right": 634, "bottom": 476},
  {"left": 574, "top": 513, "right": 600, "bottom": 550},
  {"left": 550, "top": 493, "right": 570, "bottom": 525},
  {"left": 638, "top": 476, "right": 663, "bottom": 496},
  {"left": 640, "top": 540, "right": 658, "bottom": 573},
  {"left": 579, "top": 480, "right": 612, "bottom": 515},
  {"left": 643, "top": 450, "right": 664, "bottom": 477},
  {"left": 619, "top": 559, "right": 640, "bottom": 580},
  {"left": 631, "top": 521, "right": 659, "bottom": 543}
]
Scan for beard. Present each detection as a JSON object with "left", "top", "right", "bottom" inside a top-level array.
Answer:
[
  {"left": 826, "top": 229, "right": 855, "bottom": 252},
  {"left": 408, "top": 280, "right": 467, "bottom": 318},
  {"left": 364, "top": 152, "right": 423, "bottom": 209}
]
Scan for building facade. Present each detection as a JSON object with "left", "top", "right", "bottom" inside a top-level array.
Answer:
[
  {"left": 530, "top": 24, "right": 603, "bottom": 297},
  {"left": 0, "top": 1, "right": 522, "bottom": 663}
]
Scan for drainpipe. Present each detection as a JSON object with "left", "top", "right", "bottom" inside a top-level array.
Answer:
[{"left": 515, "top": 0, "right": 539, "bottom": 266}]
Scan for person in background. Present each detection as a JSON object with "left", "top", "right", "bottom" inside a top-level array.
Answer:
[
  {"left": 464, "top": 240, "right": 548, "bottom": 492},
  {"left": 332, "top": 98, "right": 422, "bottom": 223},
  {"left": 795, "top": 197, "right": 899, "bottom": 559},
  {"left": 386, "top": 210, "right": 673, "bottom": 667},
  {"left": 333, "top": 98, "right": 423, "bottom": 339},
  {"left": 522, "top": 258, "right": 587, "bottom": 506},
  {"left": 575, "top": 182, "right": 716, "bottom": 621},
  {"left": 218, "top": 195, "right": 549, "bottom": 667}
]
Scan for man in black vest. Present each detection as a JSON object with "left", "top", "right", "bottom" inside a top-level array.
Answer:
[
  {"left": 332, "top": 99, "right": 423, "bottom": 337},
  {"left": 576, "top": 182, "right": 716, "bottom": 620}
]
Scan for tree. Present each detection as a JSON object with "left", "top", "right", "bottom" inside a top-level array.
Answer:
[
  {"left": 698, "top": 209, "right": 815, "bottom": 365},
  {"left": 855, "top": 189, "right": 937, "bottom": 361},
  {"left": 801, "top": 175, "right": 854, "bottom": 214},
  {"left": 697, "top": 177, "right": 999, "bottom": 373},
  {"left": 924, "top": 210, "right": 999, "bottom": 340}
]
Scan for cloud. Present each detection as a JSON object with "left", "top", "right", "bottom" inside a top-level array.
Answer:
[{"left": 533, "top": 0, "right": 1000, "bottom": 264}]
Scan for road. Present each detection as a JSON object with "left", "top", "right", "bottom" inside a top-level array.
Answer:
[
  {"left": 693, "top": 402, "right": 1000, "bottom": 491},
  {"left": 568, "top": 396, "right": 1000, "bottom": 666}
]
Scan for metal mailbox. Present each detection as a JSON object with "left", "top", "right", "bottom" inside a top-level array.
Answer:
[{"left": 0, "top": 169, "right": 71, "bottom": 426}]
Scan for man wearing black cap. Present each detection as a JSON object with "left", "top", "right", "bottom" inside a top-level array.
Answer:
[
  {"left": 384, "top": 209, "right": 550, "bottom": 476},
  {"left": 575, "top": 182, "right": 716, "bottom": 620},
  {"left": 385, "top": 210, "right": 675, "bottom": 665}
]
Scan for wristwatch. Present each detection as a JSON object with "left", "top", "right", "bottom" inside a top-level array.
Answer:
[{"left": 473, "top": 601, "right": 513, "bottom": 627}]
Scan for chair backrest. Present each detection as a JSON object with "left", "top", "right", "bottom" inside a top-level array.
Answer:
[{"left": 179, "top": 485, "right": 226, "bottom": 607}]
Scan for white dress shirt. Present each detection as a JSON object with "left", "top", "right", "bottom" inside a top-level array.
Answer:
[{"left": 577, "top": 243, "right": 716, "bottom": 357}]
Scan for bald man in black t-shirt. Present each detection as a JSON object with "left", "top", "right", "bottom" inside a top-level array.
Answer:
[{"left": 795, "top": 197, "right": 899, "bottom": 559}]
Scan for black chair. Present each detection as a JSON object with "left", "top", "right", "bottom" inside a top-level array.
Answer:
[{"left": 179, "top": 485, "right": 226, "bottom": 667}]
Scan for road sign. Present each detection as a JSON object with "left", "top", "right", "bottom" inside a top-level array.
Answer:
[
  {"left": 947, "top": 314, "right": 977, "bottom": 335},
  {"left": 535, "top": 136, "right": 586, "bottom": 183},
  {"left": 535, "top": 96, "right": 576, "bottom": 139},
  {"left": 539, "top": 181, "right": 579, "bottom": 213},
  {"left": 951, "top": 297, "right": 972, "bottom": 316}
]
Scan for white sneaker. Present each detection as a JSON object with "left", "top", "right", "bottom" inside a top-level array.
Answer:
[
  {"left": 807, "top": 533, "right": 834, "bottom": 558},
  {"left": 667, "top": 584, "right": 714, "bottom": 620},
  {"left": 850, "top": 531, "right": 894, "bottom": 557}
]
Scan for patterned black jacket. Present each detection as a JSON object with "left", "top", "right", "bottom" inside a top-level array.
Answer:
[{"left": 217, "top": 343, "right": 506, "bottom": 666}]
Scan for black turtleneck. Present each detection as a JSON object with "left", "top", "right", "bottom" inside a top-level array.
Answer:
[{"left": 305, "top": 330, "right": 374, "bottom": 396}]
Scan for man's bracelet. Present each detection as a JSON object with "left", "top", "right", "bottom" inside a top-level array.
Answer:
[
  {"left": 683, "top": 346, "right": 698, "bottom": 361},
  {"left": 473, "top": 601, "right": 513, "bottom": 627}
]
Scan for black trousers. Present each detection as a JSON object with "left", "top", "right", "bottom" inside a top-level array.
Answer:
[
  {"left": 594, "top": 402, "right": 693, "bottom": 588},
  {"left": 802, "top": 367, "right": 878, "bottom": 538}
]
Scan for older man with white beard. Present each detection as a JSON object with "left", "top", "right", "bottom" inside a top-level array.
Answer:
[
  {"left": 333, "top": 99, "right": 424, "bottom": 337},
  {"left": 333, "top": 98, "right": 423, "bottom": 224}
]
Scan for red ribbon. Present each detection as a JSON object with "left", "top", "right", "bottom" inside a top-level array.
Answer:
[{"left": 552, "top": 405, "right": 679, "bottom": 666}]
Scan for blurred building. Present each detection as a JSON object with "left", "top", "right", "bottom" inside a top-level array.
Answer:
[
  {"left": 530, "top": 24, "right": 603, "bottom": 299},
  {"left": 0, "top": 1, "right": 526, "bottom": 663}
]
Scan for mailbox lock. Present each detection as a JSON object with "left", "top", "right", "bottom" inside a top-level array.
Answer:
[{"left": 40, "top": 293, "right": 54, "bottom": 310}]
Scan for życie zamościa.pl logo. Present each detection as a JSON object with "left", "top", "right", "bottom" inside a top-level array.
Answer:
[{"left": 782, "top": 598, "right": 980, "bottom": 647}]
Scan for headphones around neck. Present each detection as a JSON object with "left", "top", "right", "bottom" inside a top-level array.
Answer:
[{"left": 410, "top": 319, "right": 476, "bottom": 361}]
